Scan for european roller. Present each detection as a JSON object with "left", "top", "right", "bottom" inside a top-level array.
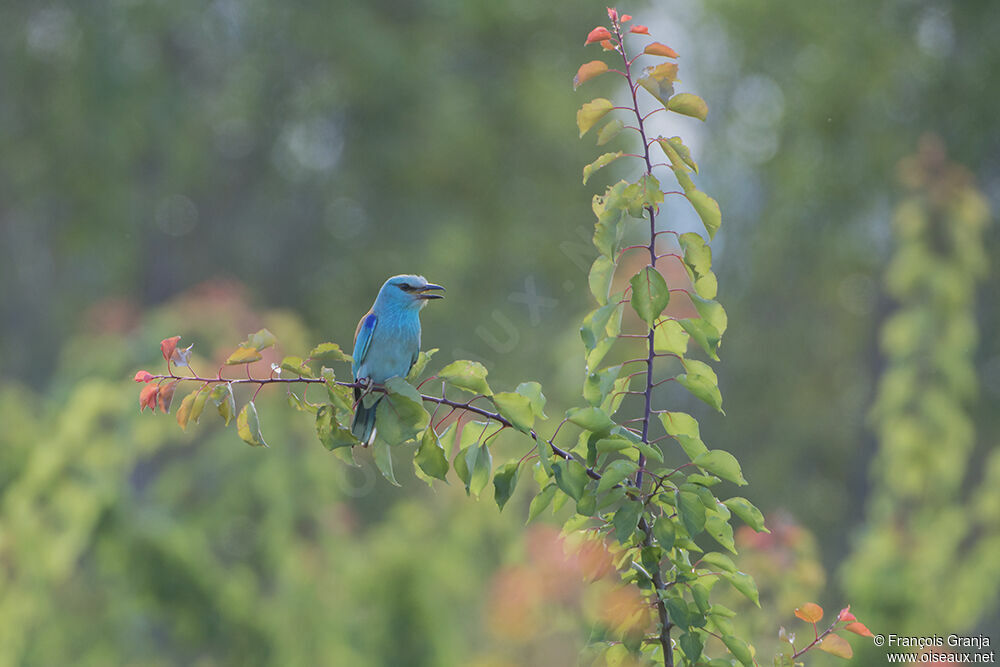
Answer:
[{"left": 351, "top": 274, "right": 445, "bottom": 444}]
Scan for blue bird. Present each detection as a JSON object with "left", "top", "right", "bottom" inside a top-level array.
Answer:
[{"left": 351, "top": 274, "right": 445, "bottom": 445}]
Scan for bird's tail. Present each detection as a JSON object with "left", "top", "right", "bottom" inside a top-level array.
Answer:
[{"left": 351, "top": 388, "right": 380, "bottom": 446}]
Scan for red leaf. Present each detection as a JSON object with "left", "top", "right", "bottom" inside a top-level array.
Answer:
[
  {"left": 845, "top": 622, "right": 874, "bottom": 637},
  {"left": 794, "top": 603, "right": 824, "bottom": 624},
  {"left": 600, "top": 39, "right": 617, "bottom": 51},
  {"left": 161, "top": 336, "right": 181, "bottom": 362},
  {"left": 838, "top": 606, "right": 856, "bottom": 622},
  {"left": 644, "top": 42, "right": 679, "bottom": 58},
  {"left": 134, "top": 370, "right": 153, "bottom": 383},
  {"left": 586, "top": 27, "right": 612, "bottom": 45},
  {"left": 606, "top": 7, "right": 618, "bottom": 21},
  {"left": 620, "top": 14, "right": 632, "bottom": 22},
  {"left": 139, "top": 384, "right": 159, "bottom": 412},
  {"left": 574, "top": 60, "right": 609, "bottom": 89},
  {"left": 158, "top": 380, "right": 179, "bottom": 414},
  {"left": 630, "top": 25, "right": 649, "bottom": 35}
]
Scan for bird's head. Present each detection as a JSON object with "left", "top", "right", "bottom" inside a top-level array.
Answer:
[{"left": 377, "top": 274, "right": 446, "bottom": 310}]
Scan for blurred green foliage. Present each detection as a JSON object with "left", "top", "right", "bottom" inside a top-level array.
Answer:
[{"left": 1, "top": 0, "right": 999, "bottom": 664}]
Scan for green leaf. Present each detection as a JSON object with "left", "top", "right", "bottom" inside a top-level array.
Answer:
[
  {"left": 629, "top": 266, "right": 670, "bottom": 328},
  {"left": 693, "top": 450, "right": 747, "bottom": 485},
  {"left": 309, "top": 341, "right": 351, "bottom": 363},
  {"left": 376, "top": 377, "right": 429, "bottom": 445},
  {"left": 691, "top": 294, "right": 728, "bottom": 337},
  {"left": 236, "top": 401, "right": 267, "bottom": 447},
  {"left": 553, "top": 459, "right": 589, "bottom": 501},
  {"left": 706, "top": 514, "right": 737, "bottom": 553},
  {"left": 679, "top": 231, "right": 711, "bottom": 276},
  {"left": 415, "top": 426, "right": 450, "bottom": 481},
  {"left": 469, "top": 443, "right": 492, "bottom": 497},
  {"left": 592, "top": 181, "right": 629, "bottom": 257},
  {"left": 493, "top": 391, "right": 534, "bottom": 433},
  {"left": 597, "top": 459, "right": 638, "bottom": 494},
  {"left": 493, "top": 461, "right": 520, "bottom": 511},
  {"left": 679, "top": 632, "right": 704, "bottom": 664},
  {"left": 722, "top": 634, "right": 753, "bottom": 666},
  {"left": 528, "top": 484, "right": 556, "bottom": 522},
  {"left": 589, "top": 255, "right": 615, "bottom": 305},
  {"left": 280, "top": 355, "right": 314, "bottom": 377},
  {"left": 667, "top": 93, "right": 709, "bottom": 120},
  {"left": 438, "top": 360, "right": 492, "bottom": 395},
  {"left": 724, "top": 497, "right": 769, "bottom": 533},
  {"left": 722, "top": 571, "right": 760, "bottom": 607},
  {"left": 566, "top": 406, "right": 614, "bottom": 432},
  {"left": 246, "top": 328, "right": 277, "bottom": 350},
  {"left": 226, "top": 345, "right": 261, "bottom": 365},
  {"left": 175, "top": 390, "right": 198, "bottom": 430},
  {"left": 596, "top": 436, "right": 632, "bottom": 454},
  {"left": 373, "top": 440, "right": 400, "bottom": 486},
  {"left": 660, "top": 136, "right": 698, "bottom": 173},
  {"left": 515, "top": 382, "right": 548, "bottom": 419},
  {"left": 676, "top": 360, "right": 724, "bottom": 413},
  {"left": 316, "top": 404, "right": 356, "bottom": 450},
  {"left": 700, "top": 551, "right": 737, "bottom": 573},
  {"left": 210, "top": 383, "right": 236, "bottom": 426},
  {"left": 654, "top": 319, "right": 690, "bottom": 356},
  {"left": 635, "top": 441, "right": 664, "bottom": 464},
  {"left": 583, "top": 151, "right": 624, "bottom": 185},
  {"left": 583, "top": 364, "right": 622, "bottom": 407},
  {"left": 596, "top": 118, "right": 624, "bottom": 146},
  {"left": 664, "top": 597, "right": 690, "bottom": 631},
  {"left": 188, "top": 386, "right": 209, "bottom": 424},
  {"left": 626, "top": 173, "right": 664, "bottom": 215},
  {"left": 581, "top": 303, "right": 617, "bottom": 350},
  {"left": 653, "top": 516, "right": 676, "bottom": 551},
  {"left": 406, "top": 348, "right": 438, "bottom": 382},
  {"left": 577, "top": 98, "right": 614, "bottom": 137},
  {"left": 680, "top": 318, "right": 722, "bottom": 361},
  {"left": 677, "top": 490, "right": 706, "bottom": 536},
  {"left": 613, "top": 499, "right": 642, "bottom": 543},
  {"left": 637, "top": 62, "right": 678, "bottom": 106}
]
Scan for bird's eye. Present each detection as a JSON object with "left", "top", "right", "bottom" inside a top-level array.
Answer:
[{"left": 398, "top": 284, "right": 417, "bottom": 292}]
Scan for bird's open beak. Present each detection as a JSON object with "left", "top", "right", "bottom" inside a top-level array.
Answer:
[{"left": 417, "top": 283, "right": 445, "bottom": 300}]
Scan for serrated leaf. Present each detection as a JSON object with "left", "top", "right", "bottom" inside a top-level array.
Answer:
[
  {"left": 654, "top": 319, "right": 690, "bottom": 356},
  {"left": 613, "top": 499, "right": 642, "bottom": 543},
  {"left": 515, "top": 381, "right": 548, "bottom": 419},
  {"left": 577, "top": 98, "right": 614, "bottom": 137},
  {"left": 494, "top": 391, "right": 534, "bottom": 433},
  {"left": 574, "top": 60, "right": 609, "bottom": 89},
  {"left": 724, "top": 497, "right": 768, "bottom": 532},
  {"left": 722, "top": 634, "right": 753, "bottom": 666},
  {"left": 493, "top": 461, "right": 520, "bottom": 511},
  {"left": 210, "top": 383, "right": 236, "bottom": 426},
  {"left": 316, "top": 404, "right": 356, "bottom": 450},
  {"left": 372, "top": 440, "right": 399, "bottom": 486},
  {"left": 597, "top": 459, "right": 637, "bottom": 493},
  {"left": 693, "top": 450, "right": 746, "bottom": 485},
  {"left": 722, "top": 571, "right": 760, "bottom": 606},
  {"left": 819, "top": 634, "right": 853, "bottom": 659},
  {"left": 653, "top": 516, "right": 676, "bottom": 550},
  {"left": 309, "top": 341, "right": 351, "bottom": 362},
  {"left": 597, "top": 118, "right": 624, "bottom": 146},
  {"left": 676, "top": 360, "right": 724, "bottom": 413},
  {"left": 667, "top": 93, "right": 708, "bottom": 120},
  {"left": 528, "top": 484, "right": 556, "bottom": 522},
  {"left": 553, "top": 460, "right": 589, "bottom": 500},
  {"left": 415, "top": 426, "right": 450, "bottom": 481},
  {"left": 583, "top": 151, "right": 624, "bottom": 185},
  {"left": 677, "top": 490, "right": 706, "bottom": 536},
  {"left": 589, "top": 255, "right": 615, "bottom": 305},
  {"left": 629, "top": 266, "right": 670, "bottom": 328},
  {"left": 438, "top": 360, "right": 492, "bottom": 395},
  {"left": 566, "top": 406, "right": 614, "bottom": 432},
  {"left": 236, "top": 401, "right": 267, "bottom": 447},
  {"left": 226, "top": 345, "right": 261, "bottom": 365}
]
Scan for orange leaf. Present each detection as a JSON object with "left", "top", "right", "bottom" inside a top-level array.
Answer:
[
  {"left": 630, "top": 25, "right": 649, "bottom": 35},
  {"left": 574, "top": 60, "right": 610, "bottom": 89},
  {"left": 161, "top": 336, "right": 181, "bottom": 362},
  {"left": 139, "top": 384, "right": 159, "bottom": 412},
  {"left": 838, "top": 606, "right": 856, "bottom": 622},
  {"left": 794, "top": 603, "right": 823, "bottom": 624},
  {"left": 134, "top": 370, "right": 153, "bottom": 383},
  {"left": 845, "top": 622, "right": 873, "bottom": 637},
  {"left": 606, "top": 7, "right": 618, "bottom": 21},
  {"left": 644, "top": 42, "right": 679, "bottom": 58},
  {"left": 600, "top": 39, "right": 617, "bottom": 51},
  {"left": 819, "top": 634, "right": 853, "bottom": 659},
  {"left": 620, "top": 14, "right": 632, "bottom": 22},
  {"left": 158, "top": 380, "right": 179, "bottom": 414},
  {"left": 586, "top": 27, "right": 612, "bottom": 45}
]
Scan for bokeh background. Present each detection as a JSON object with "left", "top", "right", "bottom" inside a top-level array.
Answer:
[{"left": 1, "top": 0, "right": 998, "bottom": 665}]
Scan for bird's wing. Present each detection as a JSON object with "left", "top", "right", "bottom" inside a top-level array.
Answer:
[{"left": 353, "top": 311, "right": 377, "bottom": 376}]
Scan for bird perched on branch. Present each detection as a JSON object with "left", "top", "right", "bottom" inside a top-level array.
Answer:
[{"left": 351, "top": 274, "right": 445, "bottom": 445}]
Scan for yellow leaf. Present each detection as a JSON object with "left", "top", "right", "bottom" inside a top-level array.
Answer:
[
  {"left": 226, "top": 345, "right": 262, "bottom": 365},
  {"left": 574, "top": 60, "right": 609, "bottom": 90},
  {"left": 577, "top": 98, "right": 614, "bottom": 137},
  {"left": 819, "top": 634, "right": 853, "bottom": 659},
  {"left": 794, "top": 602, "right": 824, "bottom": 624}
]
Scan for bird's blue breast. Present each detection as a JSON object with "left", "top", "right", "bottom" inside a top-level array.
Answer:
[{"left": 354, "top": 310, "right": 421, "bottom": 384}]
